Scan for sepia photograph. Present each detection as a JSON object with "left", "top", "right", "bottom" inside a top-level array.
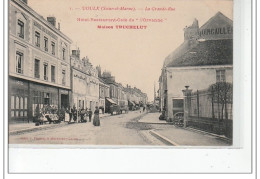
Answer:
[{"left": 8, "top": 0, "right": 234, "bottom": 147}]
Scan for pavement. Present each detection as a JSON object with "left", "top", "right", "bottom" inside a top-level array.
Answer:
[
  {"left": 138, "top": 112, "right": 167, "bottom": 124},
  {"left": 138, "top": 112, "right": 232, "bottom": 146},
  {"left": 9, "top": 112, "right": 111, "bottom": 135}
]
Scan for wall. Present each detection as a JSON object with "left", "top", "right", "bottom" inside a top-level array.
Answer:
[{"left": 166, "top": 65, "right": 233, "bottom": 119}]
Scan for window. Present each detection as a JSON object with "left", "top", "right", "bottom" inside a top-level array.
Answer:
[
  {"left": 44, "top": 37, "right": 48, "bottom": 51},
  {"left": 34, "top": 59, "right": 40, "bottom": 78},
  {"left": 62, "top": 48, "right": 66, "bottom": 60},
  {"left": 62, "top": 70, "right": 66, "bottom": 85},
  {"left": 79, "top": 100, "right": 81, "bottom": 108},
  {"left": 17, "top": 20, "right": 24, "bottom": 39},
  {"left": 16, "top": 52, "right": 23, "bottom": 74},
  {"left": 51, "top": 65, "right": 55, "bottom": 82},
  {"left": 44, "top": 93, "right": 50, "bottom": 105},
  {"left": 44, "top": 63, "right": 48, "bottom": 81},
  {"left": 51, "top": 42, "right": 55, "bottom": 55},
  {"left": 216, "top": 70, "right": 226, "bottom": 82},
  {"left": 35, "top": 31, "right": 40, "bottom": 47}
]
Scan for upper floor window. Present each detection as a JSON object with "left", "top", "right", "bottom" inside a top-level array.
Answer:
[
  {"left": 34, "top": 59, "right": 40, "bottom": 78},
  {"left": 62, "top": 70, "right": 66, "bottom": 85},
  {"left": 51, "top": 65, "right": 55, "bottom": 82},
  {"left": 43, "top": 63, "right": 48, "bottom": 81},
  {"left": 44, "top": 37, "right": 48, "bottom": 52},
  {"left": 16, "top": 52, "right": 23, "bottom": 74},
  {"left": 62, "top": 48, "right": 66, "bottom": 60},
  {"left": 51, "top": 42, "right": 55, "bottom": 55},
  {"left": 35, "top": 31, "right": 40, "bottom": 47},
  {"left": 216, "top": 70, "right": 226, "bottom": 82},
  {"left": 17, "top": 20, "right": 24, "bottom": 39}
]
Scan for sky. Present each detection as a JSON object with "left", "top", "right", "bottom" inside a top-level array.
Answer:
[{"left": 28, "top": 0, "right": 233, "bottom": 101}]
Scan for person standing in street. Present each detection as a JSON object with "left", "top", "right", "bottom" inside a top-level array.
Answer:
[
  {"left": 88, "top": 108, "right": 92, "bottom": 122},
  {"left": 93, "top": 106, "right": 100, "bottom": 126},
  {"left": 68, "top": 106, "right": 72, "bottom": 123}
]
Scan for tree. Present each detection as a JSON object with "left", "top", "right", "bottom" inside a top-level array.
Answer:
[{"left": 209, "top": 82, "right": 232, "bottom": 135}]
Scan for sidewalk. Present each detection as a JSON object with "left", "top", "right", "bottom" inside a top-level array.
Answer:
[
  {"left": 9, "top": 113, "right": 112, "bottom": 135},
  {"left": 138, "top": 112, "right": 168, "bottom": 124},
  {"left": 151, "top": 127, "right": 231, "bottom": 146}
]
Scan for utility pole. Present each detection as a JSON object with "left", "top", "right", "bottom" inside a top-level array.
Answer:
[{"left": 154, "top": 81, "right": 156, "bottom": 105}]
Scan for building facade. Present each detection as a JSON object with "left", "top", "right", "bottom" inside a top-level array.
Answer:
[
  {"left": 102, "top": 71, "right": 119, "bottom": 105},
  {"left": 98, "top": 77, "right": 110, "bottom": 113},
  {"left": 71, "top": 51, "right": 99, "bottom": 111},
  {"left": 159, "top": 12, "right": 233, "bottom": 121},
  {"left": 9, "top": 0, "right": 72, "bottom": 123}
]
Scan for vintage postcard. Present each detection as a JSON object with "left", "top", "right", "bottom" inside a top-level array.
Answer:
[{"left": 8, "top": 0, "right": 234, "bottom": 147}]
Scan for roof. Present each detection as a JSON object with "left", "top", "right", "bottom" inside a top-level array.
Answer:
[
  {"left": 163, "top": 40, "right": 190, "bottom": 67},
  {"left": 200, "top": 12, "right": 233, "bottom": 31},
  {"left": 164, "top": 12, "right": 233, "bottom": 68},
  {"left": 167, "top": 39, "right": 233, "bottom": 67}
]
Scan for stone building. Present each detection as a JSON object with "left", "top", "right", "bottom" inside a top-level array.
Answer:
[
  {"left": 98, "top": 77, "right": 110, "bottom": 113},
  {"left": 159, "top": 12, "right": 233, "bottom": 121},
  {"left": 71, "top": 50, "right": 99, "bottom": 111},
  {"left": 101, "top": 71, "right": 118, "bottom": 112},
  {"left": 9, "top": 0, "right": 72, "bottom": 122}
]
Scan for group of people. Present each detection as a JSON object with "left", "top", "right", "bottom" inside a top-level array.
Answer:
[{"left": 66, "top": 106, "right": 100, "bottom": 126}]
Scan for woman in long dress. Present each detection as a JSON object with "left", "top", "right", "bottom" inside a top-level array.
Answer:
[{"left": 93, "top": 106, "right": 100, "bottom": 126}]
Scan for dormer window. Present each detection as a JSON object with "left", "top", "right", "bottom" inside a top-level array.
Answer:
[{"left": 17, "top": 20, "right": 24, "bottom": 39}]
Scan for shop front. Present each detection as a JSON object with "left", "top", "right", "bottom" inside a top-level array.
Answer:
[
  {"left": 9, "top": 77, "right": 29, "bottom": 123},
  {"left": 9, "top": 77, "right": 71, "bottom": 123},
  {"left": 30, "top": 82, "right": 59, "bottom": 120}
]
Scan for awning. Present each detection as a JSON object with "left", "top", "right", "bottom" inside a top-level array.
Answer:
[
  {"left": 133, "top": 101, "right": 138, "bottom": 105},
  {"left": 106, "top": 98, "right": 117, "bottom": 105},
  {"left": 128, "top": 100, "right": 135, "bottom": 106}
]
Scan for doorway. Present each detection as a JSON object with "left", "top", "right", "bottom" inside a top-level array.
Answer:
[{"left": 61, "top": 94, "right": 69, "bottom": 109}]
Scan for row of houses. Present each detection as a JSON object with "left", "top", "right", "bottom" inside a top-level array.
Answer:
[
  {"left": 158, "top": 12, "right": 233, "bottom": 136},
  {"left": 9, "top": 0, "right": 147, "bottom": 123}
]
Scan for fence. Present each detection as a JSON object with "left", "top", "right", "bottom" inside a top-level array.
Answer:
[{"left": 183, "top": 82, "right": 233, "bottom": 138}]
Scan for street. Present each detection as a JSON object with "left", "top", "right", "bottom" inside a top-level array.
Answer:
[
  {"left": 9, "top": 111, "right": 231, "bottom": 146},
  {"left": 9, "top": 111, "right": 164, "bottom": 145}
]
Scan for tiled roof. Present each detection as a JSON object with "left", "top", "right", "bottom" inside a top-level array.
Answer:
[
  {"left": 163, "top": 40, "right": 190, "bottom": 67},
  {"left": 166, "top": 39, "right": 233, "bottom": 67}
]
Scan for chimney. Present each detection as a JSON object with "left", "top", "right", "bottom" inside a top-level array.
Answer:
[
  {"left": 58, "top": 23, "right": 60, "bottom": 30},
  {"left": 96, "top": 65, "right": 102, "bottom": 77},
  {"left": 184, "top": 18, "right": 199, "bottom": 41},
  {"left": 72, "top": 49, "right": 80, "bottom": 59},
  {"left": 47, "top": 17, "right": 56, "bottom": 27},
  {"left": 20, "top": 0, "right": 28, "bottom": 4}
]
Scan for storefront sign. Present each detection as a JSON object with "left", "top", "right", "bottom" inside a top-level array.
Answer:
[{"left": 199, "top": 27, "right": 233, "bottom": 36}]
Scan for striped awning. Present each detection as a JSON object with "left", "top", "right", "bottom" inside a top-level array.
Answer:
[
  {"left": 106, "top": 98, "right": 117, "bottom": 105},
  {"left": 128, "top": 100, "right": 135, "bottom": 105}
]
